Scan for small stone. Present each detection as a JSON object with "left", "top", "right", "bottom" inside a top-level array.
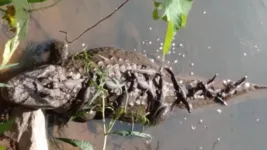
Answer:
[{"left": 190, "top": 72, "right": 194, "bottom": 76}]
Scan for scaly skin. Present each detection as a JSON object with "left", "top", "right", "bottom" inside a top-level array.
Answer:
[{"left": 1, "top": 40, "right": 267, "bottom": 125}]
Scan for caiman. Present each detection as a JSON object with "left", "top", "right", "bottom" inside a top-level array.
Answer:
[{"left": 1, "top": 40, "right": 267, "bottom": 126}]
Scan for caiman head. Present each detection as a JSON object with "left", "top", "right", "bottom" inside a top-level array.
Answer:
[{"left": 0, "top": 65, "right": 86, "bottom": 110}]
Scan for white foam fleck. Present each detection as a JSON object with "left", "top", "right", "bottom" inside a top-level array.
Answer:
[
  {"left": 148, "top": 41, "right": 152, "bottom": 44},
  {"left": 243, "top": 53, "right": 247, "bottom": 56},
  {"left": 174, "top": 60, "right": 178, "bottom": 63},
  {"left": 217, "top": 109, "right": 222, "bottom": 114},
  {"left": 191, "top": 125, "right": 196, "bottom": 130},
  {"left": 179, "top": 43, "right": 183, "bottom": 47}
]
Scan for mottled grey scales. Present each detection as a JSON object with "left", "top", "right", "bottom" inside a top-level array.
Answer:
[{"left": 1, "top": 40, "right": 267, "bottom": 125}]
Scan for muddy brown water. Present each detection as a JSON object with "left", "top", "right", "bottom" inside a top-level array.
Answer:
[{"left": 1, "top": 0, "right": 267, "bottom": 149}]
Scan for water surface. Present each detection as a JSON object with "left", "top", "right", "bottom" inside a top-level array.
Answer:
[{"left": 1, "top": 0, "right": 267, "bottom": 149}]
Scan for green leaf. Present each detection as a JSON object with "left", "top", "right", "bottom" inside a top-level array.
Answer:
[
  {"left": 110, "top": 130, "right": 152, "bottom": 139},
  {"left": 0, "top": 119, "right": 15, "bottom": 134},
  {"left": 0, "top": 0, "right": 11, "bottom": 6},
  {"left": 0, "top": 83, "right": 9, "bottom": 87},
  {"left": 56, "top": 138, "right": 94, "bottom": 150},
  {"left": 0, "top": 63, "right": 18, "bottom": 71},
  {"left": 0, "top": 145, "right": 5, "bottom": 150},
  {"left": 152, "top": 9, "right": 160, "bottom": 20},
  {"left": 153, "top": 0, "right": 193, "bottom": 31},
  {"left": 162, "top": 21, "right": 175, "bottom": 57},
  {"left": 1, "top": 0, "right": 30, "bottom": 66}
]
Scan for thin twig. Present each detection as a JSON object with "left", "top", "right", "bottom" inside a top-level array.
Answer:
[{"left": 60, "top": 0, "right": 130, "bottom": 44}]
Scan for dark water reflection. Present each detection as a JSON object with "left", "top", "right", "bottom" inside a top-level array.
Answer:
[{"left": 1, "top": 0, "right": 267, "bottom": 149}]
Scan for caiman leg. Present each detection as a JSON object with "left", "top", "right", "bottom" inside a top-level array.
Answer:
[
  {"left": 55, "top": 79, "right": 92, "bottom": 126},
  {"left": 163, "top": 67, "right": 192, "bottom": 113}
]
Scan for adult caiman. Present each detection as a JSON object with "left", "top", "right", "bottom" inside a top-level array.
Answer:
[{"left": 0, "top": 40, "right": 266, "bottom": 126}]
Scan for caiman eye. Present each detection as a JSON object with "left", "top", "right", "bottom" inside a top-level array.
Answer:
[{"left": 38, "top": 91, "right": 48, "bottom": 98}]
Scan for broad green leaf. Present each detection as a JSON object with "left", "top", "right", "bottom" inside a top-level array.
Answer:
[
  {"left": 0, "top": 63, "right": 18, "bottom": 71},
  {"left": 0, "top": 119, "right": 15, "bottom": 134},
  {"left": 56, "top": 138, "right": 94, "bottom": 150},
  {"left": 110, "top": 130, "right": 152, "bottom": 139},
  {"left": 1, "top": 0, "right": 30, "bottom": 66},
  {"left": 0, "top": 0, "right": 11, "bottom": 6},
  {"left": 162, "top": 21, "right": 175, "bottom": 57},
  {"left": 0, "top": 145, "right": 5, "bottom": 150},
  {"left": 153, "top": 0, "right": 193, "bottom": 31}
]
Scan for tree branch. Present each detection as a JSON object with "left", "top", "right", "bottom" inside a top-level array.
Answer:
[{"left": 60, "top": 0, "right": 130, "bottom": 44}]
